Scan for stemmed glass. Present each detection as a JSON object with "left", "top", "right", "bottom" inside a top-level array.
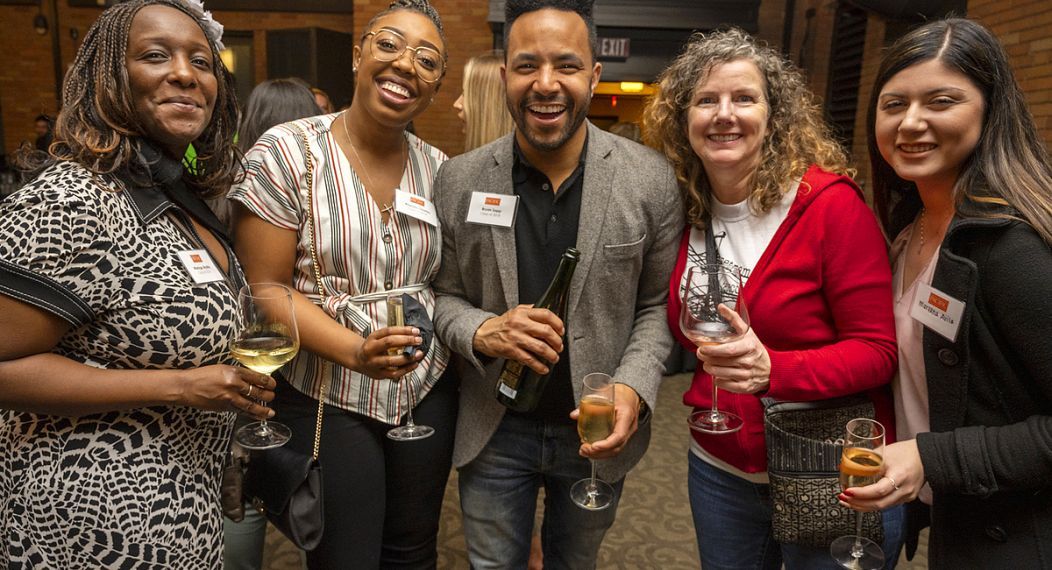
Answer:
[
  {"left": 831, "top": 418, "right": 886, "bottom": 569},
  {"left": 679, "top": 265, "right": 749, "bottom": 434},
  {"left": 570, "top": 372, "right": 617, "bottom": 511},
  {"left": 230, "top": 283, "right": 299, "bottom": 450},
  {"left": 385, "top": 294, "right": 434, "bottom": 441}
]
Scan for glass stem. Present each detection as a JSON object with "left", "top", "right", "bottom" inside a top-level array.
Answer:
[
  {"left": 404, "top": 377, "right": 416, "bottom": 427},
  {"left": 589, "top": 458, "right": 598, "bottom": 488},
  {"left": 710, "top": 376, "right": 721, "bottom": 419},
  {"left": 851, "top": 511, "right": 865, "bottom": 558},
  {"left": 257, "top": 374, "right": 272, "bottom": 435}
]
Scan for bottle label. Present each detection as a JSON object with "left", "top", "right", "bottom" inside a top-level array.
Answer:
[{"left": 498, "top": 383, "right": 518, "bottom": 399}]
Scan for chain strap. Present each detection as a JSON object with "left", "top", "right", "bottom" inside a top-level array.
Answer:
[{"left": 297, "top": 125, "right": 330, "bottom": 462}]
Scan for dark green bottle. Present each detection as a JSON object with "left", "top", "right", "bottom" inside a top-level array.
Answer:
[{"left": 495, "top": 247, "right": 581, "bottom": 412}]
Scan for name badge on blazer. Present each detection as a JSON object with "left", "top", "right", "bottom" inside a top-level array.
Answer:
[
  {"left": 177, "top": 249, "right": 225, "bottom": 284},
  {"left": 466, "top": 192, "right": 518, "bottom": 228},
  {"left": 393, "top": 189, "right": 438, "bottom": 227},
  {"left": 910, "top": 283, "right": 965, "bottom": 342}
]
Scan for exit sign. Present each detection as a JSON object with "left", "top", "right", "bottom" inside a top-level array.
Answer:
[{"left": 599, "top": 37, "right": 630, "bottom": 60}]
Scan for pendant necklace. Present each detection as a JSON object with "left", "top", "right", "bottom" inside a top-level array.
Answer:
[{"left": 342, "top": 110, "right": 406, "bottom": 220}]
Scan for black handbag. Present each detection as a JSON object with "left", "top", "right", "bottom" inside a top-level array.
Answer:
[
  {"left": 242, "top": 124, "right": 332, "bottom": 552},
  {"left": 763, "top": 396, "right": 884, "bottom": 548}
]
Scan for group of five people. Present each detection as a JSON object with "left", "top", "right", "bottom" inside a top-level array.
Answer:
[{"left": 1, "top": 0, "right": 1051, "bottom": 569}]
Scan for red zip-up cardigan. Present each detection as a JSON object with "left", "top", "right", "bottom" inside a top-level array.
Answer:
[{"left": 667, "top": 165, "right": 897, "bottom": 473}]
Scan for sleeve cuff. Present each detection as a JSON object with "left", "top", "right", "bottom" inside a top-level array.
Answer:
[{"left": 0, "top": 259, "right": 94, "bottom": 326}]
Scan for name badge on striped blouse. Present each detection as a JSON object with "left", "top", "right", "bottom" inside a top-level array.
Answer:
[{"left": 394, "top": 189, "right": 438, "bottom": 227}]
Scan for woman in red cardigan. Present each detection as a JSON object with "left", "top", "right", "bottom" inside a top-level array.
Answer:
[{"left": 645, "top": 28, "right": 902, "bottom": 569}]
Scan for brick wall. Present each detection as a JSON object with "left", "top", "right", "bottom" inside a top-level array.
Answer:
[
  {"left": 849, "top": 14, "right": 887, "bottom": 194},
  {"left": 969, "top": 0, "right": 1052, "bottom": 149}
]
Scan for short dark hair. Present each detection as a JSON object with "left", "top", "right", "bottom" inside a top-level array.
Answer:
[
  {"left": 361, "top": 0, "right": 446, "bottom": 56},
  {"left": 503, "top": 0, "right": 598, "bottom": 62},
  {"left": 35, "top": 114, "right": 52, "bottom": 124}
]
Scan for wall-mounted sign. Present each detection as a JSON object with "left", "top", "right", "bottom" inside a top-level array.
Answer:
[{"left": 598, "top": 37, "right": 630, "bottom": 60}]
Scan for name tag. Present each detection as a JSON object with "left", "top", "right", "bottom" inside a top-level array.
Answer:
[
  {"left": 910, "top": 283, "right": 965, "bottom": 342},
  {"left": 177, "top": 249, "right": 225, "bottom": 284},
  {"left": 394, "top": 189, "right": 438, "bottom": 227},
  {"left": 466, "top": 192, "right": 518, "bottom": 228}
]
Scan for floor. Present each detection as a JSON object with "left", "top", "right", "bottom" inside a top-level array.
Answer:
[{"left": 259, "top": 373, "right": 929, "bottom": 569}]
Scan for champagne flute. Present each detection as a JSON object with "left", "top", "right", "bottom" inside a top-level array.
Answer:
[
  {"left": 830, "top": 418, "right": 886, "bottom": 569},
  {"left": 570, "top": 372, "right": 617, "bottom": 511},
  {"left": 385, "top": 294, "right": 435, "bottom": 441},
  {"left": 231, "top": 283, "right": 298, "bottom": 450},
  {"left": 680, "top": 265, "right": 748, "bottom": 434}
]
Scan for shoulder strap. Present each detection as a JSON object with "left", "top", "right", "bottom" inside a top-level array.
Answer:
[{"left": 293, "top": 123, "right": 330, "bottom": 462}]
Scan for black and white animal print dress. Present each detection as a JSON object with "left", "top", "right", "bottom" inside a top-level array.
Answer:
[{"left": 0, "top": 156, "right": 245, "bottom": 569}]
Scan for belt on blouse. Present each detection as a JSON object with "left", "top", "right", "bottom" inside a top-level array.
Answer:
[{"left": 348, "top": 282, "right": 428, "bottom": 304}]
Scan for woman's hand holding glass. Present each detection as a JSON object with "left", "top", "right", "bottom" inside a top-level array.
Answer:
[
  {"left": 839, "top": 439, "right": 924, "bottom": 511},
  {"left": 178, "top": 364, "right": 276, "bottom": 420},
  {"left": 693, "top": 306, "right": 771, "bottom": 395},
  {"left": 352, "top": 326, "right": 424, "bottom": 380}
]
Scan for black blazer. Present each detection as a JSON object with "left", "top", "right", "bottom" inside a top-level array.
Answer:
[{"left": 892, "top": 204, "right": 1052, "bottom": 569}]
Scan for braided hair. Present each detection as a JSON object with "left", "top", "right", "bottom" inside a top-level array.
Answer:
[
  {"left": 42, "top": 0, "right": 241, "bottom": 197},
  {"left": 362, "top": 0, "right": 447, "bottom": 57}
]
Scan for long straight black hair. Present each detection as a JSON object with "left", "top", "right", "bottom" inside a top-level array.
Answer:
[{"left": 868, "top": 18, "right": 1052, "bottom": 246}]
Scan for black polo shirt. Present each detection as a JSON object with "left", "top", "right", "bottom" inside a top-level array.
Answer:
[{"left": 511, "top": 137, "right": 586, "bottom": 424}]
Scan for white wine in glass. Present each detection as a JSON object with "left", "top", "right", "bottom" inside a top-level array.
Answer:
[
  {"left": 385, "top": 295, "right": 434, "bottom": 442},
  {"left": 232, "top": 283, "right": 298, "bottom": 450},
  {"left": 831, "top": 418, "right": 886, "bottom": 570},
  {"left": 680, "top": 265, "right": 748, "bottom": 434},
  {"left": 571, "top": 373, "right": 617, "bottom": 511}
]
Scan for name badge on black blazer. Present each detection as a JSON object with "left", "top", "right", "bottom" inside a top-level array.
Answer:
[
  {"left": 466, "top": 191, "right": 518, "bottom": 228},
  {"left": 910, "top": 283, "right": 965, "bottom": 342}
]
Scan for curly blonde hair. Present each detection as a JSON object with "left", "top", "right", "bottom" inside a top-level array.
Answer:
[{"left": 644, "top": 28, "right": 851, "bottom": 228}]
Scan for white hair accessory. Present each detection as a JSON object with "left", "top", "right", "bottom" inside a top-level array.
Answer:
[{"left": 182, "top": 0, "right": 225, "bottom": 51}]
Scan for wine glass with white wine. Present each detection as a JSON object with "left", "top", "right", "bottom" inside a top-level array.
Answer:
[
  {"left": 570, "top": 372, "right": 617, "bottom": 511},
  {"left": 230, "top": 283, "right": 298, "bottom": 450},
  {"left": 679, "top": 264, "right": 749, "bottom": 434},
  {"left": 830, "top": 418, "right": 886, "bottom": 569},
  {"left": 385, "top": 294, "right": 434, "bottom": 441}
]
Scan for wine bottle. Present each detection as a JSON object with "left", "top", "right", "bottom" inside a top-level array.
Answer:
[{"left": 495, "top": 247, "right": 580, "bottom": 412}]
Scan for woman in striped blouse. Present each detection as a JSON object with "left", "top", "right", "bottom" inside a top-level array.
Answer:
[{"left": 228, "top": 1, "right": 456, "bottom": 567}]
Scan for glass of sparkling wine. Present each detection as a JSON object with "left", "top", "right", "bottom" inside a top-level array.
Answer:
[
  {"left": 571, "top": 372, "right": 617, "bottom": 511},
  {"left": 831, "top": 418, "right": 886, "bottom": 570},
  {"left": 385, "top": 295, "right": 434, "bottom": 441},
  {"left": 231, "top": 283, "right": 299, "bottom": 450},
  {"left": 679, "top": 265, "right": 748, "bottom": 434}
]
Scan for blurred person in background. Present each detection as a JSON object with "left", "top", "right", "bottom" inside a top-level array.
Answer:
[
  {"left": 33, "top": 114, "right": 54, "bottom": 153},
  {"left": 229, "top": 1, "right": 457, "bottom": 567},
  {"left": 453, "top": 49, "right": 514, "bottom": 152},
  {"left": 646, "top": 28, "right": 903, "bottom": 569},
  {"left": 0, "top": 1, "right": 275, "bottom": 567},
  {"left": 311, "top": 87, "right": 335, "bottom": 114},
  {"left": 842, "top": 18, "right": 1052, "bottom": 569}
]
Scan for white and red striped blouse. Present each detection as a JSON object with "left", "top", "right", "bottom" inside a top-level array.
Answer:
[{"left": 229, "top": 113, "right": 450, "bottom": 424}]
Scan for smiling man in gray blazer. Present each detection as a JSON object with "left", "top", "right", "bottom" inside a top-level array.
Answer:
[{"left": 432, "top": 0, "right": 683, "bottom": 567}]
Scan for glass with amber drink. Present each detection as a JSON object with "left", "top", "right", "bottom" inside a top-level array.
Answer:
[{"left": 831, "top": 418, "right": 886, "bottom": 569}]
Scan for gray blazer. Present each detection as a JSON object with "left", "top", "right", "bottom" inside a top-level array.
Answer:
[{"left": 432, "top": 123, "right": 684, "bottom": 481}]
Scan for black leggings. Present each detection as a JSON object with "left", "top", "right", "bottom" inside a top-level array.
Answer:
[{"left": 272, "top": 368, "right": 458, "bottom": 569}]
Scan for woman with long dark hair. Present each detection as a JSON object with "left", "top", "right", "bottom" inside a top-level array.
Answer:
[{"left": 841, "top": 18, "right": 1052, "bottom": 569}]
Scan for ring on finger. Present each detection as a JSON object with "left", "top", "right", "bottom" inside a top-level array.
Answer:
[
  {"left": 244, "top": 384, "right": 255, "bottom": 399},
  {"left": 886, "top": 475, "right": 900, "bottom": 491}
]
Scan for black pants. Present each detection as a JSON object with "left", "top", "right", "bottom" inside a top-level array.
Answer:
[{"left": 272, "top": 368, "right": 458, "bottom": 569}]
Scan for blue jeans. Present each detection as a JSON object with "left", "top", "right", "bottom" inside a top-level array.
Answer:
[
  {"left": 458, "top": 414, "right": 624, "bottom": 570},
  {"left": 689, "top": 453, "right": 905, "bottom": 570}
]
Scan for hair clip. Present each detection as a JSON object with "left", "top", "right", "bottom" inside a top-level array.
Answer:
[{"left": 183, "top": 0, "right": 225, "bottom": 51}]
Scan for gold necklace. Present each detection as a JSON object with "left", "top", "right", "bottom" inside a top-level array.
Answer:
[
  {"left": 341, "top": 110, "right": 406, "bottom": 216},
  {"left": 916, "top": 207, "right": 926, "bottom": 253}
]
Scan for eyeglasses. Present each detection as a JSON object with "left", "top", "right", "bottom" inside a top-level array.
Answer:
[{"left": 363, "top": 29, "right": 445, "bottom": 83}]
